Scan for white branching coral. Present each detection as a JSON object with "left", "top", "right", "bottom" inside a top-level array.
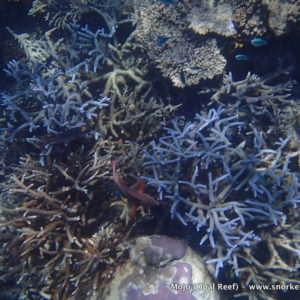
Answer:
[
  {"left": 143, "top": 106, "right": 300, "bottom": 277},
  {"left": 0, "top": 23, "right": 113, "bottom": 146},
  {"left": 29, "top": 0, "right": 124, "bottom": 30}
]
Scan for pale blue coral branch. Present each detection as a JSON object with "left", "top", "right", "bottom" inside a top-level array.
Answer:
[{"left": 142, "top": 106, "right": 299, "bottom": 277}]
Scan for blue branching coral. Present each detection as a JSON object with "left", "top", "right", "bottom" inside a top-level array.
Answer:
[
  {"left": 0, "top": 24, "right": 113, "bottom": 147},
  {"left": 142, "top": 107, "right": 300, "bottom": 276}
]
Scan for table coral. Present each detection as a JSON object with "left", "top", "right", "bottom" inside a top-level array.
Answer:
[
  {"left": 133, "top": 0, "right": 227, "bottom": 87},
  {"left": 232, "top": 0, "right": 300, "bottom": 38}
]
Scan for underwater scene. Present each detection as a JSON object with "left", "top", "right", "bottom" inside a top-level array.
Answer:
[{"left": 1, "top": 0, "right": 300, "bottom": 299}]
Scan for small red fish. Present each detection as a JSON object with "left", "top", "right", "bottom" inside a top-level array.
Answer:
[{"left": 112, "top": 160, "right": 159, "bottom": 216}]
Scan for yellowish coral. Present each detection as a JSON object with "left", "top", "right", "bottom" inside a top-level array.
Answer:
[
  {"left": 133, "top": 0, "right": 227, "bottom": 87},
  {"left": 262, "top": 0, "right": 300, "bottom": 36},
  {"left": 189, "top": 2, "right": 236, "bottom": 36}
]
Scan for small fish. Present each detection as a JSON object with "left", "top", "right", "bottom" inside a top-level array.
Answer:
[
  {"left": 188, "top": 66, "right": 201, "bottom": 71},
  {"left": 112, "top": 161, "right": 159, "bottom": 215},
  {"left": 235, "top": 54, "right": 249, "bottom": 61},
  {"left": 156, "top": 36, "right": 170, "bottom": 46},
  {"left": 251, "top": 38, "right": 268, "bottom": 47},
  {"left": 159, "top": 0, "right": 175, "bottom": 4},
  {"left": 114, "top": 190, "right": 121, "bottom": 197}
]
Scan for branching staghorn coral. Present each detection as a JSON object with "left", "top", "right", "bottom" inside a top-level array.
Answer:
[
  {"left": 208, "top": 71, "right": 298, "bottom": 136},
  {"left": 1, "top": 59, "right": 109, "bottom": 145},
  {"left": 142, "top": 106, "right": 300, "bottom": 278},
  {"left": 1, "top": 18, "right": 176, "bottom": 152},
  {"left": 93, "top": 39, "right": 180, "bottom": 142},
  {"left": 235, "top": 220, "right": 300, "bottom": 300},
  {"left": 0, "top": 23, "right": 113, "bottom": 151},
  {"left": 0, "top": 147, "right": 131, "bottom": 299},
  {"left": 29, "top": 0, "right": 126, "bottom": 30},
  {"left": 97, "top": 40, "right": 152, "bottom": 100}
]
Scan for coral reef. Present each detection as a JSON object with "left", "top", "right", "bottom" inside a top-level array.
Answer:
[
  {"left": 1, "top": 0, "right": 300, "bottom": 299},
  {"left": 0, "top": 2, "right": 176, "bottom": 298}
]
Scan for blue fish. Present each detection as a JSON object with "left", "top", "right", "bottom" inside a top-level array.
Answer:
[
  {"left": 251, "top": 38, "right": 268, "bottom": 47},
  {"left": 188, "top": 66, "right": 201, "bottom": 71},
  {"left": 159, "top": 0, "right": 175, "bottom": 4},
  {"left": 115, "top": 190, "right": 121, "bottom": 197},
  {"left": 235, "top": 54, "right": 249, "bottom": 61},
  {"left": 156, "top": 36, "right": 170, "bottom": 46}
]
